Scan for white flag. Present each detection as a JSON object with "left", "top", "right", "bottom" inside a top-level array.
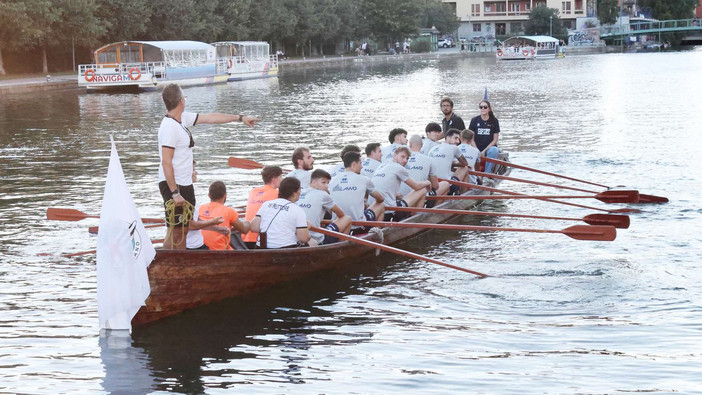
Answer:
[{"left": 97, "top": 137, "right": 156, "bottom": 330}]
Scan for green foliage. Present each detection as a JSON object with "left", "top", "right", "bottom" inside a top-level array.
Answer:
[
  {"left": 524, "top": 5, "right": 567, "bottom": 36},
  {"left": 411, "top": 37, "right": 432, "bottom": 53},
  {"left": 638, "top": 0, "right": 697, "bottom": 20},
  {"left": 421, "top": 0, "right": 459, "bottom": 34},
  {"left": 597, "top": 0, "right": 619, "bottom": 25}
]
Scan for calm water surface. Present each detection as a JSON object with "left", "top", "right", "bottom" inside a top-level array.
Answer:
[{"left": 1, "top": 50, "right": 702, "bottom": 393}]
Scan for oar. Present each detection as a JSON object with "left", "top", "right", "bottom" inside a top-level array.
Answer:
[
  {"left": 482, "top": 157, "right": 668, "bottom": 203},
  {"left": 438, "top": 178, "right": 641, "bottom": 214},
  {"left": 61, "top": 239, "right": 165, "bottom": 258},
  {"left": 228, "top": 157, "right": 265, "bottom": 169},
  {"left": 427, "top": 191, "right": 638, "bottom": 204},
  {"left": 346, "top": 221, "right": 616, "bottom": 241},
  {"left": 468, "top": 169, "right": 640, "bottom": 197},
  {"left": 385, "top": 206, "right": 630, "bottom": 229},
  {"left": 88, "top": 223, "right": 164, "bottom": 234},
  {"left": 310, "top": 226, "right": 488, "bottom": 277},
  {"left": 47, "top": 208, "right": 165, "bottom": 224}
]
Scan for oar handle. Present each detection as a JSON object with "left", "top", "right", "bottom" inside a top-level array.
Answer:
[
  {"left": 483, "top": 157, "right": 610, "bottom": 189},
  {"left": 467, "top": 169, "right": 598, "bottom": 194}
]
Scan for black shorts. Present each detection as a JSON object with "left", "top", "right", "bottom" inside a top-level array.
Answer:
[
  {"left": 322, "top": 223, "right": 340, "bottom": 244},
  {"left": 159, "top": 181, "right": 195, "bottom": 227},
  {"left": 425, "top": 188, "right": 437, "bottom": 208},
  {"left": 449, "top": 176, "right": 461, "bottom": 195},
  {"left": 384, "top": 200, "right": 410, "bottom": 222}
]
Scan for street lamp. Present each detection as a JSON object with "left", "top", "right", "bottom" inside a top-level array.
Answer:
[{"left": 550, "top": 15, "right": 553, "bottom": 36}]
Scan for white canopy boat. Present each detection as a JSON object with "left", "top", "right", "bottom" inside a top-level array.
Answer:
[
  {"left": 496, "top": 36, "right": 562, "bottom": 61},
  {"left": 212, "top": 41, "right": 278, "bottom": 81}
]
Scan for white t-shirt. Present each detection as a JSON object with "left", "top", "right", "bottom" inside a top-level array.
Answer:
[
  {"left": 297, "top": 188, "right": 336, "bottom": 244},
  {"left": 420, "top": 138, "right": 439, "bottom": 156},
  {"left": 458, "top": 143, "right": 481, "bottom": 184},
  {"left": 287, "top": 169, "right": 311, "bottom": 189},
  {"left": 428, "top": 143, "right": 463, "bottom": 180},
  {"left": 361, "top": 157, "right": 381, "bottom": 179},
  {"left": 380, "top": 143, "right": 405, "bottom": 163},
  {"left": 369, "top": 162, "right": 410, "bottom": 207},
  {"left": 255, "top": 198, "right": 308, "bottom": 248},
  {"left": 328, "top": 163, "right": 345, "bottom": 179},
  {"left": 330, "top": 171, "right": 376, "bottom": 226},
  {"left": 186, "top": 206, "right": 204, "bottom": 249},
  {"left": 158, "top": 111, "right": 198, "bottom": 186},
  {"left": 399, "top": 152, "right": 436, "bottom": 197}
]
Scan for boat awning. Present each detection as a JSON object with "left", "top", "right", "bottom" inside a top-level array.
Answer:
[
  {"left": 95, "top": 41, "right": 214, "bottom": 53},
  {"left": 505, "top": 36, "right": 559, "bottom": 44}
]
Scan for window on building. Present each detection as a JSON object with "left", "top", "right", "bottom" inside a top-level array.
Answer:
[
  {"left": 526, "top": 2, "right": 531, "bottom": 10},
  {"left": 496, "top": 23, "right": 506, "bottom": 35},
  {"left": 485, "top": 5, "right": 491, "bottom": 12},
  {"left": 562, "top": 1, "right": 571, "bottom": 13},
  {"left": 511, "top": 22, "right": 523, "bottom": 33},
  {"left": 471, "top": 4, "right": 480, "bottom": 16},
  {"left": 496, "top": 3, "right": 506, "bottom": 12},
  {"left": 510, "top": 2, "right": 520, "bottom": 12},
  {"left": 473, "top": 23, "right": 482, "bottom": 32}
]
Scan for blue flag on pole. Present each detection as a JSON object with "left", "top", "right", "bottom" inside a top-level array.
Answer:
[{"left": 483, "top": 87, "right": 488, "bottom": 101}]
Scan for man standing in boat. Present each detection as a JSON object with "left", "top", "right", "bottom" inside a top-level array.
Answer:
[
  {"left": 330, "top": 151, "right": 385, "bottom": 234},
  {"left": 369, "top": 146, "right": 431, "bottom": 221},
  {"left": 287, "top": 147, "right": 315, "bottom": 188},
  {"left": 297, "top": 169, "right": 352, "bottom": 246},
  {"left": 158, "top": 83, "right": 258, "bottom": 249},
  {"left": 440, "top": 97, "right": 465, "bottom": 137},
  {"left": 250, "top": 177, "right": 312, "bottom": 249}
]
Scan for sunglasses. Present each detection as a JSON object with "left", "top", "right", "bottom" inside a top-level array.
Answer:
[{"left": 479, "top": 105, "right": 489, "bottom": 109}]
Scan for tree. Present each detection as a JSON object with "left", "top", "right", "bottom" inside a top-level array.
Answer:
[
  {"left": 597, "top": 0, "right": 619, "bottom": 25},
  {"left": 95, "top": 0, "right": 153, "bottom": 43},
  {"left": 421, "top": 0, "right": 459, "bottom": 35},
  {"left": 361, "top": 0, "right": 423, "bottom": 43},
  {"left": 524, "top": 5, "right": 567, "bottom": 36},
  {"left": 0, "top": 1, "right": 32, "bottom": 75},
  {"left": 638, "top": 0, "right": 697, "bottom": 20}
]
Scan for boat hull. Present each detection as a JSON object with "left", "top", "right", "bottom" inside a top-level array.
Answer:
[{"left": 132, "top": 155, "right": 511, "bottom": 326}]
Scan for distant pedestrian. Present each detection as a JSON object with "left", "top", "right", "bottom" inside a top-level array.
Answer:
[{"left": 395, "top": 41, "right": 401, "bottom": 54}]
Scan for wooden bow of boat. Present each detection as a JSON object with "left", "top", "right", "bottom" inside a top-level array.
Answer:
[{"left": 131, "top": 154, "right": 513, "bottom": 327}]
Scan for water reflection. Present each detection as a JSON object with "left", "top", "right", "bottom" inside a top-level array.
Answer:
[{"left": 99, "top": 329, "right": 155, "bottom": 394}]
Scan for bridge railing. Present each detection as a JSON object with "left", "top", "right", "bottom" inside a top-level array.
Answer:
[{"left": 600, "top": 18, "right": 702, "bottom": 37}]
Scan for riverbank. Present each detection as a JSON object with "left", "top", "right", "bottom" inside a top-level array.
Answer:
[{"left": 0, "top": 46, "right": 606, "bottom": 95}]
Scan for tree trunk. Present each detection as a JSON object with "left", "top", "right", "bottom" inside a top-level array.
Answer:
[
  {"left": 0, "top": 48, "right": 6, "bottom": 76},
  {"left": 42, "top": 46, "right": 48, "bottom": 74}
]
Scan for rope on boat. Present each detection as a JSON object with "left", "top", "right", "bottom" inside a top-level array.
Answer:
[
  {"left": 369, "top": 227, "right": 384, "bottom": 256},
  {"left": 163, "top": 199, "right": 194, "bottom": 243}
]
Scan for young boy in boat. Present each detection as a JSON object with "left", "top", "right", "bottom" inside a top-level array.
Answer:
[
  {"left": 250, "top": 177, "right": 312, "bottom": 249},
  {"left": 427, "top": 128, "right": 469, "bottom": 195},
  {"left": 420, "top": 122, "right": 442, "bottom": 156},
  {"left": 360, "top": 142, "right": 382, "bottom": 179},
  {"left": 328, "top": 145, "right": 362, "bottom": 178},
  {"left": 157, "top": 83, "right": 258, "bottom": 249},
  {"left": 330, "top": 151, "right": 385, "bottom": 234},
  {"left": 297, "top": 169, "right": 352, "bottom": 246},
  {"left": 287, "top": 146, "right": 315, "bottom": 188},
  {"left": 242, "top": 165, "right": 284, "bottom": 249},
  {"left": 381, "top": 128, "right": 408, "bottom": 163},
  {"left": 369, "top": 146, "right": 431, "bottom": 221},
  {"left": 185, "top": 164, "right": 231, "bottom": 250},
  {"left": 400, "top": 135, "right": 449, "bottom": 207},
  {"left": 198, "top": 181, "right": 251, "bottom": 250},
  {"left": 458, "top": 129, "right": 481, "bottom": 185}
]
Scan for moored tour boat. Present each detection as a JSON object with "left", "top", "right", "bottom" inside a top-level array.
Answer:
[
  {"left": 496, "top": 36, "right": 562, "bottom": 61},
  {"left": 131, "top": 154, "right": 511, "bottom": 327},
  {"left": 212, "top": 41, "right": 279, "bottom": 81},
  {"left": 78, "top": 41, "right": 229, "bottom": 91}
]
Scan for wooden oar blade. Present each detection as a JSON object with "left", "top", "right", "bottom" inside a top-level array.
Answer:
[
  {"left": 637, "top": 194, "right": 669, "bottom": 204},
  {"left": 608, "top": 208, "right": 642, "bottom": 213},
  {"left": 227, "top": 157, "right": 265, "bottom": 169},
  {"left": 583, "top": 214, "right": 630, "bottom": 229},
  {"left": 47, "top": 208, "right": 91, "bottom": 221},
  {"left": 562, "top": 225, "right": 616, "bottom": 241},
  {"left": 595, "top": 190, "right": 639, "bottom": 204}
]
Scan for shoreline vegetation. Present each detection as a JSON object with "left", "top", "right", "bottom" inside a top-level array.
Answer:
[{"left": 0, "top": 0, "right": 459, "bottom": 76}]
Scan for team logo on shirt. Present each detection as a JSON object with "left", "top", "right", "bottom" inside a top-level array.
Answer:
[
  {"left": 477, "top": 128, "right": 491, "bottom": 135},
  {"left": 126, "top": 220, "right": 143, "bottom": 259}
]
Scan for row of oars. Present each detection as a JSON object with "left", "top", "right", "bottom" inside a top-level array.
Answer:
[{"left": 49, "top": 156, "right": 666, "bottom": 277}]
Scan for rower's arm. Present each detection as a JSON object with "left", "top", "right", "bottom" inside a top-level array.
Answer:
[
  {"left": 370, "top": 190, "right": 385, "bottom": 204},
  {"left": 330, "top": 205, "right": 345, "bottom": 218},
  {"left": 189, "top": 216, "right": 223, "bottom": 230},
  {"left": 456, "top": 156, "right": 468, "bottom": 167},
  {"left": 197, "top": 113, "right": 259, "bottom": 127},
  {"left": 405, "top": 178, "right": 431, "bottom": 191},
  {"left": 429, "top": 175, "right": 440, "bottom": 190},
  {"left": 232, "top": 219, "right": 250, "bottom": 234},
  {"left": 250, "top": 216, "right": 262, "bottom": 233},
  {"left": 297, "top": 223, "right": 312, "bottom": 243}
]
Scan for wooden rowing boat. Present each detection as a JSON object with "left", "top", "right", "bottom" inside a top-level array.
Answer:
[{"left": 131, "top": 154, "right": 511, "bottom": 327}]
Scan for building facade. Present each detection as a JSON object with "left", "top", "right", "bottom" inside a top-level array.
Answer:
[{"left": 442, "top": 0, "right": 598, "bottom": 39}]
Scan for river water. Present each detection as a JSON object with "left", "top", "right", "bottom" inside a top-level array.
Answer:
[{"left": 1, "top": 50, "right": 701, "bottom": 393}]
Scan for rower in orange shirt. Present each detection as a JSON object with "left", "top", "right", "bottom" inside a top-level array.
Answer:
[
  {"left": 199, "top": 181, "right": 250, "bottom": 250},
  {"left": 242, "top": 165, "right": 284, "bottom": 249}
]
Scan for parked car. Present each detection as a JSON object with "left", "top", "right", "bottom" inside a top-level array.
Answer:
[{"left": 438, "top": 38, "right": 455, "bottom": 48}]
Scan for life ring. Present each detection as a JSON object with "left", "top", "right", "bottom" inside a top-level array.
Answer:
[
  {"left": 531, "top": 49, "right": 535, "bottom": 55},
  {"left": 497, "top": 49, "right": 503, "bottom": 57},
  {"left": 129, "top": 67, "right": 141, "bottom": 81},
  {"left": 84, "top": 69, "right": 96, "bottom": 82},
  {"left": 228, "top": 59, "right": 233, "bottom": 68},
  {"left": 522, "top": 50, "right": 529, "bottom": 57}
]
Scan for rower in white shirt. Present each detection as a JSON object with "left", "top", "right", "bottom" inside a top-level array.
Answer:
[
  {"left": 361, "top": 142, "right": 382, "bottom": 179},
  {"left": 420, "top": 122, "right": 442, "bottom": 156},
  {"left": 380, "top": 128, "right": 408, "bottom": 163},
  {"left": 297, "top": 169, "right": 352, "bottom": 246},
  {"left": 399, "top": 135, "right": 450, "bottom": 208},
  {"left": 427, "top": 128, "right": 469, "bottom": 195},
  {"left": 250, "top": 177, "right": 311, "bottom": 249},
  {"left": 458, "top": 129, "right": 481, "bottom": 185},
  {"left": 287, "top": 146, "right": 314, "bottom": 189},
  {"left": 328, "top": 144, "right": 361, "bottom": 178}
]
